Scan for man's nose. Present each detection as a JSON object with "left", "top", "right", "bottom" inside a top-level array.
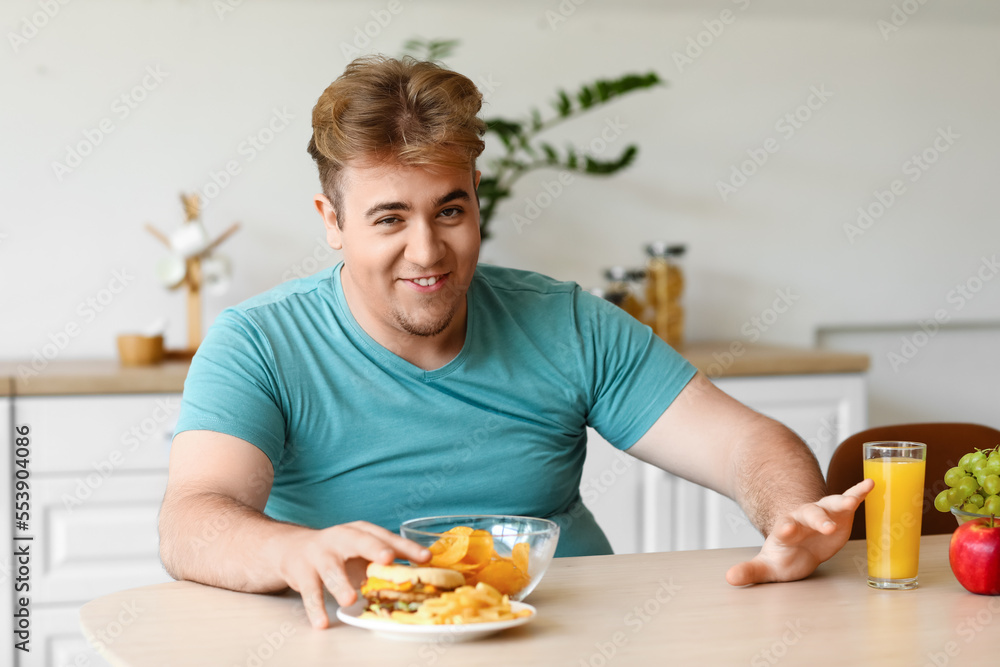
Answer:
[{"left": 404, "top": 219, "right": 446, "bottom": 268}]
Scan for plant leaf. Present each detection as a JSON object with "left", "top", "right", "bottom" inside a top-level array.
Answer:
[
  {"left": 583, "top": 145, "right": 638, "bottom": 174},
  {"left": 554, "top": 90, "right": 572, "bottom": 117},
  {"left": 485, "top": 118, "right": 524, "bottom": 151},
  {"left": 539, "top": 142, "right": 559, "bottom": 164},
  {"left": 530, "top": 108, "right": 543, "bottom": 132}
]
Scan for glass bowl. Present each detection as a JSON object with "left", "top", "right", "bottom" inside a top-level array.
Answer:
[
  {"left": 399, "top": 515, "right": 559, "bottom": 601},
  {"left": 951, "top": 506, "right": 997, "bottom": 526}
]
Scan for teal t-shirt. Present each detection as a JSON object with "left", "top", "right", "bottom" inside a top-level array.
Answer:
[{"left": 175, "top": 262, "right": 696, "bottom": 557}]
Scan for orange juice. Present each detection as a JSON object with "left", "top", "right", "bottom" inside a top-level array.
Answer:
[{"left": 864, "top": 456, "right": 925, "bottom": 581}]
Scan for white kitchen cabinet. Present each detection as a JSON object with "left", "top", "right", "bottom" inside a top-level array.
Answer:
[
  {"left": 583, "top": 373, "right": 867, "bottom": 554},
  {"left": 8, "top": 393, "right": 180, "bottom": 667},
  {"left": 1, "top": 396, "right": 14, "bottom": 667}
]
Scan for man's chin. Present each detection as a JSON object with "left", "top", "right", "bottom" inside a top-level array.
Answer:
[{"left": 393, "top": 312, "right": 455, "bottom": 338}]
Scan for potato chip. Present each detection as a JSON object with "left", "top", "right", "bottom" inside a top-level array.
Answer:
[
  {"left": 474, "top": 560, "right": 528, "bottom": 596},
  {"left": 425, "top": 527, "right": 533, "bottom": 596},
  {"left": 429, "top": 533, "right": 469, "bottom": 567},
  {"left": 512, "top": 541, "right": 530, "bottom": 575},
  {"left": 461, "top": 530, "right": 494, "bottom": 567}
]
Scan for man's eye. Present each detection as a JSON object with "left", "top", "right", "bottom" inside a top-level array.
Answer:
[
  {"left": 375, "top": 216, "right": 400, "bottom": 226},
  {"left": 440, "top": 207, "right": 462, "bottom": 219}
]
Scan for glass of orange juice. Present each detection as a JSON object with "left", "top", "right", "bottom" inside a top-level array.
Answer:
[{"left": 863, "top": 441, "right": 927, "bottom": 589}]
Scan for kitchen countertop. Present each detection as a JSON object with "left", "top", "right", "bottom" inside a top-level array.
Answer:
[
  {"left": 0, "top": 359, "right": 191, "bottom": 396},
  {"left": 0, "top": 342, "right": 868, "bottom": 396}
]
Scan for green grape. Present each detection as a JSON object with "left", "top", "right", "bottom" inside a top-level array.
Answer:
[
  {"left": 948, "top": 488, "right": 966, "bottom": 506},
  {"left": 972, "top": 458, "right": 989, "bottom": 477},
  {"left": 957, "top": 476, "right": 980, "bottom": 500},
  {"left": 984, "top": 495, "right": 1000, "bottom": 516},
  {"left": 969, "top": 493, "right": 985, "bottom": 509},
  {"left": 959, "top": 452, "right": 977, "bottom": 472},
  {"left": 944, "top": 466, "right": 967, "bottom": 488},
  {"left": 984, "top": 475, "right": 1000, "bottom": 496},
  {"left": 977, "top": 473, "right": 990, "bottom": 488},
  {"left": 986, "top": 455, "right": 1000, "bottom": 476},
  {"left": 934, "top": 489, "right": 954, "bottom": 512},
  {"left": 962, "top": 502, "right": 980, "bottom": 514}
]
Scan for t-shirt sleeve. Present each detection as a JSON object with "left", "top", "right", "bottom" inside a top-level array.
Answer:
[
  {"left": 173, "top": 307, "right": 287, "bottom": 468},
  {"left": 577, "top": 289, "right": 697, "bottom": 450}
]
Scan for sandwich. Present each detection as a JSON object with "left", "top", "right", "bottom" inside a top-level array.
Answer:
[{"left": 360, "top": 563, "right": 465, "bottom": 618}]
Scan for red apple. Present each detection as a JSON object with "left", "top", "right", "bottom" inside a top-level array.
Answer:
[{"left": 950, "top": 517, "right": 1000, "bottom": 595}]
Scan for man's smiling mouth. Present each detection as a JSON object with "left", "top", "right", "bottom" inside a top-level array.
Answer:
[
  {"left": 413, "top": 276, "right": 440, "bottom": 286},
  {"left": 403, "top": 273, "right": 450, "bottom": 290}
]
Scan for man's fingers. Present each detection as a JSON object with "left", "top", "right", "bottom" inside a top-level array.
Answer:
[
  {"left": 320, "top": 564, "right": 358, "bottom": 608},
  {"left": 792, "top": 503, "right": 838, "bottom": 535},
  {"left": 292, "top": 575, "right": 329, "bottom": 629},
  {"left": 842, "top": 478, "right": 875, "bottom": 500},
  {"left": 349, "top": 521, "right": 432, "bottom": 563},
  {"left": 726, "top": 558, "right": 774, "bottom": 586},
  {"left": 815, "top": 479, "right": 873, "bottom": 515},
  {"left": 335, "top": 527, "right": 424, "bottom": 566}
]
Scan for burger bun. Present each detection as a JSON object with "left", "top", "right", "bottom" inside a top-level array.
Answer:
[{"left": 365, "top": 563, "right": 464, "bottom": 590}]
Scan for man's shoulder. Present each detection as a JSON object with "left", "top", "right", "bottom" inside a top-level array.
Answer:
[
  {"left": 229, "top": 267, "right": 335, "bottom": 316},
  {"left": 474, "top": 263, "right": 579, "bottom": 298}
]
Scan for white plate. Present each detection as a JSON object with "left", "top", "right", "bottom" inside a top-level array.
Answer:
[{"left": 335, "top": 599, "right": 536, "bottom": 642}]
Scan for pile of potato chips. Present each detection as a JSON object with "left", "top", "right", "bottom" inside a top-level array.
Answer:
[
  {"left": 426, "top": 527, "right": 531, "bottom": 596},
  {"left": 387, "top": 582, "right": 531, "bottom": 625}
]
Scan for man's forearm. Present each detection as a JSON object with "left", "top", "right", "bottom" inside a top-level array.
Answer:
[
  {"left": 159, "top": 489, "right": 306, "bottom": 593},
  {"left": 730, "top": 416, "right": 827, "bottom": 536}
]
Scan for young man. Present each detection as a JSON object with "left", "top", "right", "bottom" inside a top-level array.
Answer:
[{"left": 159, "top": 56, "right": 872, "bottom": 630}]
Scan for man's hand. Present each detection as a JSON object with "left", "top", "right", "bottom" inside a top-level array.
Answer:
[
  {"left": 274, "top": 521, "right": 432, "bottom": 629},
  {"left": 725, "top": 478, "right": 874, "bottom": 586}
]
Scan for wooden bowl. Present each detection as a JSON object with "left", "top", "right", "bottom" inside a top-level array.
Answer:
[{"left": 117, "top": 334, "right": 165, "bottom": 366}]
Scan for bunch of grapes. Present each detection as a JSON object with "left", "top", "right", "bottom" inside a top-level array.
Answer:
[{"left": 934, "top": 445, "right": 1000, "bottom": 516}]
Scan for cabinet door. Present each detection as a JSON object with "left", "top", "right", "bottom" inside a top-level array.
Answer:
[
  {"left": 33, "top": 473, "right": 174, "bottom": 605},
  {"left": 643, "top": 374, "right": 867, "bottom": 551},
  {"left": 1, "top": 397, "right": 14, "bottom": 667},
  {"left": 581, "top": 428, "right": 645, "bottom": 554},
  {"left": 21, "top": 607, "right": 110, "bottom": 667},
  {"left": 16, "top": 394, "right": 178, "bottom": 474}
]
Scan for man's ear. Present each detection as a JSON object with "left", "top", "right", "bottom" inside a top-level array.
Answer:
[
  {"left": 474, "top": 169, "right": 481, "bottom": 190},
  {"left": 314, "top": 194, "right": 343, "bottom": 250}
]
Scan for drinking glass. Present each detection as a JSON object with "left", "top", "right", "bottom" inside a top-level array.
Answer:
[{"left": 863, "top": 441, "right": 927, "bottom": 590}]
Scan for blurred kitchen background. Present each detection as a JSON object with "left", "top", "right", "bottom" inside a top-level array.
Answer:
[{"left": 2, "top": 0, "right": 998, "bottom": 427}]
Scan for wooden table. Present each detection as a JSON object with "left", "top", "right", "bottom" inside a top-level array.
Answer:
[{"left": 80, "top": 535, "right": 999, "bottom": 666}]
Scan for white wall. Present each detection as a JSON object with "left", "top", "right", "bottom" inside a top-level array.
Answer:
[{"left": 2, "top": 0, "right": 998, "bottom": 427}]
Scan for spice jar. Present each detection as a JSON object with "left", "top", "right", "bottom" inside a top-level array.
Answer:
[
  {"left": 604, "top": 266, "right": 644, "bottom": 321},
  {"left": 644, "top": 242, "right": 686, "bottom": 347}
]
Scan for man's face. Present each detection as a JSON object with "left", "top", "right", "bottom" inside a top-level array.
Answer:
[{"left": 317, "top": 159, "right": 481, "bottom": 349}]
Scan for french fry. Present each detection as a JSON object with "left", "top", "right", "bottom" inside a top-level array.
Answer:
[{"left": 377, "top": 583, "right": 531, "bottom": 625}]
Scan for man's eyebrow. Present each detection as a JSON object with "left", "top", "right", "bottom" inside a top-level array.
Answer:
[
  {"left": 365, "top": 200, "right": 411, "bottom": 218},
  {"left": 364, "top": 189, "right": 471, "bottom": 218},
  {"left": 434, "top": 189, "right": 472, "bottom": 207}
]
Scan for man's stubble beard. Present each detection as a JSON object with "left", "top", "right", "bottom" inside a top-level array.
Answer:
[
  {"left": 392, "top": 305, "right": 456, "bottom": 337},
  {"left": 392, "top": 276, "right": 470, "bottom": 338}
]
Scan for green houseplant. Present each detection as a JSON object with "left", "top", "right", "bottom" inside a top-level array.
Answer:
[{"left": 403, "top": 38, "right": 664, "bottom": 240}]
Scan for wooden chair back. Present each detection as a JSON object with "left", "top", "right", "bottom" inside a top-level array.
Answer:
[{"left": 826, "top": 423, "right": 1000, "bottom": 540}]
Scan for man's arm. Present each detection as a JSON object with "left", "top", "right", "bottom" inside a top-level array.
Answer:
[
  {"left": 158, "top": 430, "right": 430, "bottom": 628},
  {"left": 627, "top": 371, "right": 871, "bottom": 584}
]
